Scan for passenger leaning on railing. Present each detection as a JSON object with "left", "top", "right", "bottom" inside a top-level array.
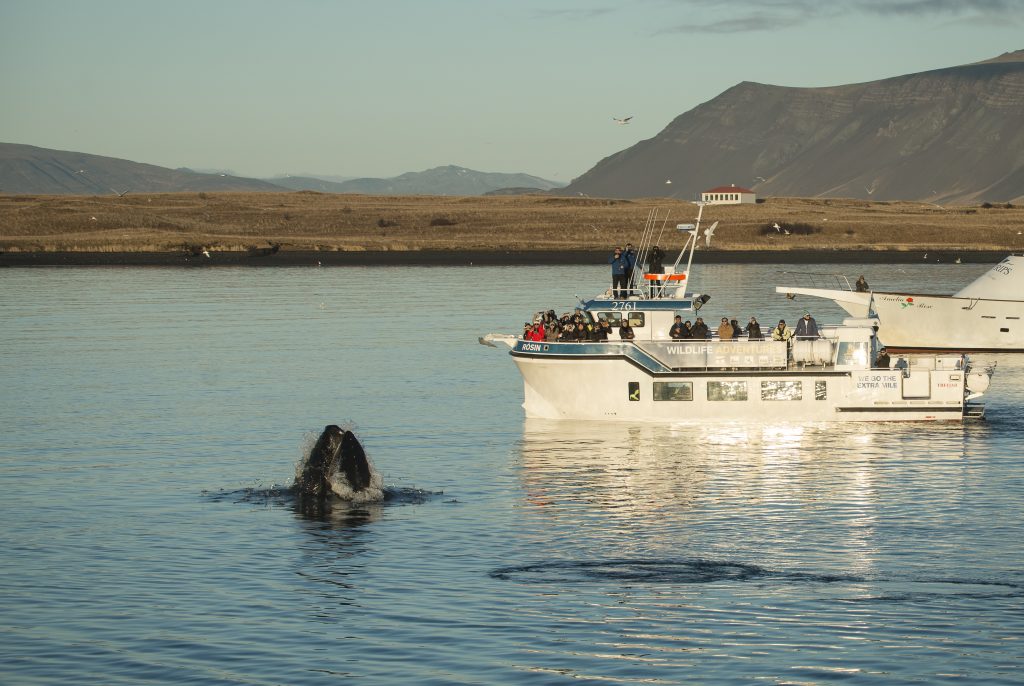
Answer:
[
  {"left": 669, "top": 315, "right": 686, "bottom": 340},
  {"left": 619, "top": 321, "right": 636, "bottom": 340},
  {"left": 771, "top": 319, "right": 794, "bottom": 342},
  {"left": 795, "top": 312, "right": 819, "bottom": 339},
  {"left": 691, "top": 317, "right": 709, "bottom": 339},
  {"left": 717, "top": 318, "right": 734, "bottom": 340},
  {"left": 747, "top": 317, "right": 763, "bottom": 340}
]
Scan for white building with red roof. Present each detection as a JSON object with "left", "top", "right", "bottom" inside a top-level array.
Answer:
[{"left": 700, "top": 184, "right": 756, "bottom": 205}]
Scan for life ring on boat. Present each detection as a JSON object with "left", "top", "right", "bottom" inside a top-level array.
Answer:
[{"left": 643, "top": 273, "right": 686, "bottom": 281}]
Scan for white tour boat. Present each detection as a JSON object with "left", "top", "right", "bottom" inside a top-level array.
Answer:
[
  {"left": 481, "top": 207, "right": 994, "bottom": 423},
  {"left": 777, "top": 255, "right": 1024, "bottom": 352}
]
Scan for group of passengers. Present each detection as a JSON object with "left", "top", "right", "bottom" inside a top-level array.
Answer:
[
  {"left": 523, "top": 307, "right": 822, "bottom": 344},
  {"left": 668, "top": 312, "right": 820, "bottom": 341},
  {"left": 522, "top": 307, "right": 640, "bottom": 343}
]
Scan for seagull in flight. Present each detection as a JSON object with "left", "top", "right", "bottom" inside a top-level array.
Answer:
[
  {"left": 613, "top": 116, "right": 632, "bottom": 125},
  {"left": 703, "top": 221, "right": 718, "bottom": 247}
]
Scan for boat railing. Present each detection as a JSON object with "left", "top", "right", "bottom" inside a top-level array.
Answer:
[{"left": 778, "top": 272, "right": 855, "bottom": 292}]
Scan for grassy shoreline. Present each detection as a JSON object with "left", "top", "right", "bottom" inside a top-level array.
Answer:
[
  {"left": 1, "top": 192, "right": 1022, "bottom": 260},
  {"left": 0, "top": 249, "right": 1011, "bottom": 268}
]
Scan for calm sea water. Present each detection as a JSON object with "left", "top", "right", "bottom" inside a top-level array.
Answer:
[{"left": 2, "top": 262, "right": 1023, "bottom": 685}]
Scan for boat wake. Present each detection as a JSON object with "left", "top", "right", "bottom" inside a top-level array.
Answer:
[{"left": 490, "top": 558, "right": 1023, "bottom": 601}]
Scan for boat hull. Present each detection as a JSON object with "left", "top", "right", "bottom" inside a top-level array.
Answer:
[
  {"left": 511, "top": 343, "right": 974, "bottom": 423},
  {"left": 870, "top": 293, "right": 1024, "bottom": 352}
]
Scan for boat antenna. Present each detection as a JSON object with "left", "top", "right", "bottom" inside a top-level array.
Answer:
[
  {"left": 631, "top": 208, "right": 661, "bottom": 297},
  {"left": 681, "top": 202, "right": 706, "bottom": 283}
]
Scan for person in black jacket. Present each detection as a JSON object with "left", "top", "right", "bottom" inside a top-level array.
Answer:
[
  {"left": 669, "top": 315, "right": 686, "bottom": 340},
  {"left": 746, "top": 317, "right": 763, "bottom": 340},
  {"left": 691, "top": 317, "right": 709, "bottom": 339},
  {"left": 874, "top": 347, "right": 891, "bottom": 368}
]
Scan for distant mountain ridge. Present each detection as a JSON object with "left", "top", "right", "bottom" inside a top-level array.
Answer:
[
  {"left": 0, "top": 144, "right": 562, "bottom": 197},
  {"left": 0, "top": 143, "right": 287, "bottom": 195},
  {"left": 327, "top": 165, "right": 564, "bottom": 195},
  {"left": 563, "top": 49, "right": 1024, "bottom": 204}
]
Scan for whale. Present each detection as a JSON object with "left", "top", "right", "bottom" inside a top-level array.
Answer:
[{"left": 295, "top": 424, "right": 373, "bottom": 497}]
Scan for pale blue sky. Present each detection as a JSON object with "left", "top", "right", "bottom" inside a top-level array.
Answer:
[{"left": 2, "top": 0, "right": 1021, "bottom": 181}]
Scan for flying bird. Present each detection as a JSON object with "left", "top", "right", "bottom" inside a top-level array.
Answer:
[
  {"left": 703, "top": 221, "right": 718, "bottom": 248},
  {"left": 613, "top": 116, "right": 632, "bottom": 125}
]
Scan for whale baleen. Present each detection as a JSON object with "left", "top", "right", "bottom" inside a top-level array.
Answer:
[{"left": 295, "top": 424, "right": 373, "bottom": 497}]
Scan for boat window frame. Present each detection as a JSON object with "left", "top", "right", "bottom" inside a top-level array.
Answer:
[
  {"left": 653, "top": 381, "right": 694, "bottom": 401},
  {"left": 707, "top": 380, "right": 748, "bottom": 401},
  {"left": 596, "top": 311, "right": 646, "bottom": 328},
  {"left": 761, "top": 380, "right": 803, "bottom": 401}
]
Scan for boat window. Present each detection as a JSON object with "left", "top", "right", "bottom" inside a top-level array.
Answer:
[
  {"left": 815, "top": 380, "right": 827, "bottom": 400},
  {"left": 654, "top": 381, "right": 693, "bottom": 401},
  {"left": 761, "top": 380, "right": 802, "bottom": 401},
  {"left": 836, "top": 341, "right": 868, "bottom": 366},
  {"left": 628, "top": 381, "right": 640, "bottom": 401},
  {"left": 600, "top": 311, "right": 646, "bottom": 328},
  {"left": 707, "top": 381, "right": 748, "bottom": 401}
]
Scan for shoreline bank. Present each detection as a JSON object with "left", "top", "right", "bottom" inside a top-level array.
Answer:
[{"left": 0, "top": 249, "right": 1009, "bottom": 267}]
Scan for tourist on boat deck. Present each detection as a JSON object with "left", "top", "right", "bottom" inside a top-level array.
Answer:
[
  {"left": 717, "top": 317, "right": 734, "bottom": 340},
  {"left": 618, "top": 320, "right": 636, "bottom": 340},
  {"left": 682, "top": 320, "right": 694, "bottom": 338},
  {"left": 730, "top": 319, "right": 742, "bottom": 339},
  {"left": 647, "top": 245, "right": 666, "bottom": 297},
  {"left": 771, "top": 319, "right": 794, "bottom": 342},
  {"left": 592, "top": 320, "right": 610, "bottom": 341},
  {"left": 747, "top": 317, "right": 763, "bottom": 340},
  {"left": 523, "top": 322, "right": 532, "bottom": 339},
  {"left": 669, "top": 315, "right": 687, "bottom": 340},
  {"left": 874, "top": 347, "right": 891, "bottom": 369},
  {"left": 560, "top": 322, "right": 577, "bottom": 341},
  {"left": 608, "top": 247, "right": 632, "bottom": 299},
  {"left": 691, "top": 317, "right": 710, "bottom": 339},
  {"left": 527, "top": 323, "right": 545, "bottom": 342},
  {"left": 545, "top": 323, "right": 561, "bottom": 342},
  {"left": 574, "top": 321, "right": 589, "bottom": 341},
  {"left": 894, "top": 356, "right": 909, "bottom": 376},
  {"left": 795, "top": 312, "right": 819, "bottom": 339},
  {"left": 855, "top": 275, "right": 870, "bottom": 292}
]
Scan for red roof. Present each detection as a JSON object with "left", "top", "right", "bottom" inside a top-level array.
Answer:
[{"left": 703, "top": 185, "right": 754, "bottom": 194}]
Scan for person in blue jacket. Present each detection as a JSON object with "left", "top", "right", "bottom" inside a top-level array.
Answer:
[{"left": 608, "top": 247, "right": 632, "bottom": 298}]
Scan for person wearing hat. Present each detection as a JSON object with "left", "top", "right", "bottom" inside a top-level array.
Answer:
[
  {"left": 771, "top": 319, "right": 793, "bottom": 342},
  {"left": 874, "top": 346, "right": 891, "bottom": 369},
  {"left": 795, "top": 311, "right": 819, "bottom": 339}
]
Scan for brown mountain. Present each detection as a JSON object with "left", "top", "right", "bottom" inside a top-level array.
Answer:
[
  {"left": 0, "top": 143, "right": 287, "bottom": 195},
  {"left": 563, "top": 50, "right": 1024, "bottom": 204}
]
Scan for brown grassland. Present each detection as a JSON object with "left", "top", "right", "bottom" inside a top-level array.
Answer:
[{"left": 1, "top": 191, "right": 1023, "bottom": 254}]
